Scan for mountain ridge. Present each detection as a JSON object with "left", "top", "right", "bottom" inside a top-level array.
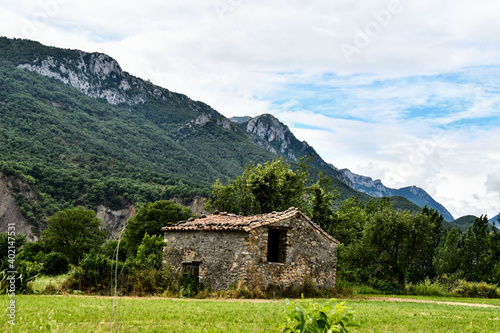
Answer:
[
  {"left": 231, "top": 114, "right": 454, "bottom": 221},
  {"left": 0, "top": 37, "right": 450, "bottom": 237}
]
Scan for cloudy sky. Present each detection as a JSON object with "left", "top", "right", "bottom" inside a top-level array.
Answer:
[{"left": 1, "top": 0, "right": 499, "bottom": 219}]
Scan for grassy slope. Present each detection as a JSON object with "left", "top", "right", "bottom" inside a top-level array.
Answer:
[{"left": 1, "top": 295, "right": 499, "bottom": 332}]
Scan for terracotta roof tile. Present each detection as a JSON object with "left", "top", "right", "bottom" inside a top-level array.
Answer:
[{"left": 162, "top": 207, "right": 339, "bottom": 244}]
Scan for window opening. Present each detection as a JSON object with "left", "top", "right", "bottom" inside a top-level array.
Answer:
[{"left": 267, "top": 228, "right": 287, "bottom": 263}]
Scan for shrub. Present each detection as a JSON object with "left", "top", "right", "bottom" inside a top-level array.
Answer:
[
  {"left": 42, "top": 252, "right": 70, "bottom": 276},
  {"left": 374, "top": 280, "right": 401, "bottom": 295},
  {"left": 280, "top": 298, "right": 359, "bottom": 333},
  {"left": 405, "top": 277, "right": 446, "bottom": 297}
]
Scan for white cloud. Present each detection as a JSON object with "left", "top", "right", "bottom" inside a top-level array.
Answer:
[{"left": 1, "top": 0, "right": 500, "bottom": 218}]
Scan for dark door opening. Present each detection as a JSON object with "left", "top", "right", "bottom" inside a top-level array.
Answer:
[
  {"left": 182, "top": 261, "right": 200, "bottom": 281},
  {"left": 267, "top": 228, "right": 287, "bottom": 263}
]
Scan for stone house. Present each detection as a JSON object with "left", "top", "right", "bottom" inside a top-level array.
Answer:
[{"left": 162, "top": 207, "right": 339, "bottom": 291}]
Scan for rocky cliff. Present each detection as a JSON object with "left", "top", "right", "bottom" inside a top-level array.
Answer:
[
  {"left": 232, "top": 114, "right": 331, "bottom": 168},
  {"left": 0, "top": 172, "right": 37, "bottom": 241}
]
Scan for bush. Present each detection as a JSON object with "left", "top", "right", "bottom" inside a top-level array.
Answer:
[
  {"left": 280, "top": 298, "right": 359, "bottom": 333},
  {"left": 42, "top": 252, "right": 70, "bottom": 276},
  {"left": 374, "top": 280, "right": 401, "bottom": 295},
  {"left": 70, "top": 251, "right": 118, "bottom": 292},
  {"left": 405, "top": 277, "right": 446, "bottom": 297},
  {"left": 449, "top": 280, "right": 500, "bottom": 298}
]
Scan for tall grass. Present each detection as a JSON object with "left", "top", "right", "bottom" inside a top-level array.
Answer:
[{"left": 406, "top": 277, "right": 500, "bottom": 298}]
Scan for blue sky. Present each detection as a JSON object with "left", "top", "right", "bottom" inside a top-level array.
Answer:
[{"left": 1, "top": 0, "right": 499, "bottom": 218}]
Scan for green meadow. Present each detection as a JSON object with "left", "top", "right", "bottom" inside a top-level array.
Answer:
[{"left": 1, "top": 295, "right": 499, "bottom": 332}]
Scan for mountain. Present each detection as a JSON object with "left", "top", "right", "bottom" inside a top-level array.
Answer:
[
  {"left": 0, "top": 37, "right": 437, "bottom": 238},
  {"left": 489, "top": 214, "right": 499, "bottom": 226},
  {"left": 233, "top": 114, "right": 454, "bottom": 221},
  {"left": 0, "top": 37, "right": 276, "bottom": 237},
  {"left": 450, "top": 215, "right": 477, "bottom": 232},
  {"left": 337, "top": 168, "right": 454, "bottom": 221}
]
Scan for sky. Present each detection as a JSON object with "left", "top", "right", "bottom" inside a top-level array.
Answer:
[{"left": 1, "top": 0, "right": 499, "bottom": 219}]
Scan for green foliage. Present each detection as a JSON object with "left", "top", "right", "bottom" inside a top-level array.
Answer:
[
  {"left": 17, "top": 240, "right": 48, "bottom": 264},
  {"left": 123, "top": 200, "right": 192, "bottom": 255},
  {"left": 41, "top": 206, "right": 106, "bottom": 264},
  {"left": 128, "top": 233, "right": 165, "bottom": 271},
  {"left": 41, "top": 252, "right": 70, "bottom": 276},
  {"left": 433, "top": 228, "right": 462, "bottom": 276},
  {"left": 280, "top": 298, "right": 359, "bottom": 333},
  {"left": 460, "top": 215, "right": 492, "bottom": 282},
  {"left": 209, "top": 158, "right": 310, "bottom": 215},
  {"left": 74, "top": 250, "right": 115, "bottom": 290},
  {"left": 331, "top": 197, "right": 368, "bottom": 245},
  {"left": 405, "top": 277, "right": 500, "bottom": 299},
  {"left": 306, "top": 173, "right": 339, "bottom": 232}
]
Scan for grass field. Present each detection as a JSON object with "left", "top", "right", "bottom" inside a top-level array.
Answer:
[{"left": 1, "top": 295, "right": 499, "bottom": 332}]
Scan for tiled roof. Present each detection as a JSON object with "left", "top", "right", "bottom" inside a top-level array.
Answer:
[{"left": 162, "top": 207, "right": 339, "bottom": 244}]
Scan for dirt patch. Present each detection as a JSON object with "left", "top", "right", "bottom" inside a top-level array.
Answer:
[{"left": 361, "top": 297, "right": 500, "bottom": 308}]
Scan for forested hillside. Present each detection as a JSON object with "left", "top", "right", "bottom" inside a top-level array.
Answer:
[{"left": 0, "top": 37, "right": 423, "bottom": 237}]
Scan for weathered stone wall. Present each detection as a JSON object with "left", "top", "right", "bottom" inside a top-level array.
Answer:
[
  {"left": 163, "top": 230, "right": 251, "bottom": 290},
  {"left": 247, "top": 215, "right": 337, "bottom": 289}
]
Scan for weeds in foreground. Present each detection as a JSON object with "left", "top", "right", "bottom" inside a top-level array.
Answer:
[{"left": 280, "top": 298, "right": 359, "bottom": 333}]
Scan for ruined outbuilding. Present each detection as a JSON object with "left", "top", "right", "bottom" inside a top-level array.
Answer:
[{"left": 162, "top": 207, "right": 339, "bottom": 291}]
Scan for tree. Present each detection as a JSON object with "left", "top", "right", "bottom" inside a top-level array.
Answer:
[
  {"left": 361, "top": 208, "right": 434, "bottom": 290},
  {"left": 461, "top": 215, "right": 492, "bottom": 282},
  {"left": 306, "top": 173, "right": 339, "bottom": 232},
  {"left": 132, "top": 233, "right": 165, "bottom": 270},
  {"left": 331, "top": 197, "right": 368, "bottom": 245},
  {"left": 433, "top": 227, "right": 461, "bottom": 276},
  {"left": 122, "top": 200, "right": 192, "bottom": 255},
  {"left": 41, "top": 206, "right": 106, "bottom": 264},
  {"left": 490, "top": 214, "right": 500, "bottom": 283},
  {"left": 408, "top": 206, "right": 445, "bottom": 282},
  {"left": 209, "top": 158, "right": 309, "bottom": 216}
]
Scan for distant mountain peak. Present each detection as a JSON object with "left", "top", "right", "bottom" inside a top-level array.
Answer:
[{"left": 337, "top": 168, "right": 454, "bottom": 221}]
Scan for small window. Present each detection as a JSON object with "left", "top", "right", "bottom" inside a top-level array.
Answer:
[{"left": 267, "top": 228, "right": 287, "bottom": 263}]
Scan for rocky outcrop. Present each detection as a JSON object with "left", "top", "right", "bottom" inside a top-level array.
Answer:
[
  {"left": 234, "top": 114, "right": 332, "bottom": 167},
  {"left": 242, "top": 114, "right": 297, "bottom": 161},
  {"left": 0, "top": 173, "right": 37, "bottom": 241},
  {"left": 17, "top": 53, "right": 154, "bottom": 105},
  {"left": 337, "top": 169, "right": 393, "bottom": 197},
  {"left": 96, "top": 204, "right": 136, "bottom": 239},
  {"left": 170, "top": 196, "right": 206, "bottom": 216}
]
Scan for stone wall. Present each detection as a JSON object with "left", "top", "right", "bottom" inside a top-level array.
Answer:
[
  {"left": 246, "top": 215, "right": 337, "bottom": 290},
  {"left": 163, "top": 230, "right": 251, "bottom": 290},
  {"left": 163, "top": 215, "right": 337, "bottom": 291}
]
